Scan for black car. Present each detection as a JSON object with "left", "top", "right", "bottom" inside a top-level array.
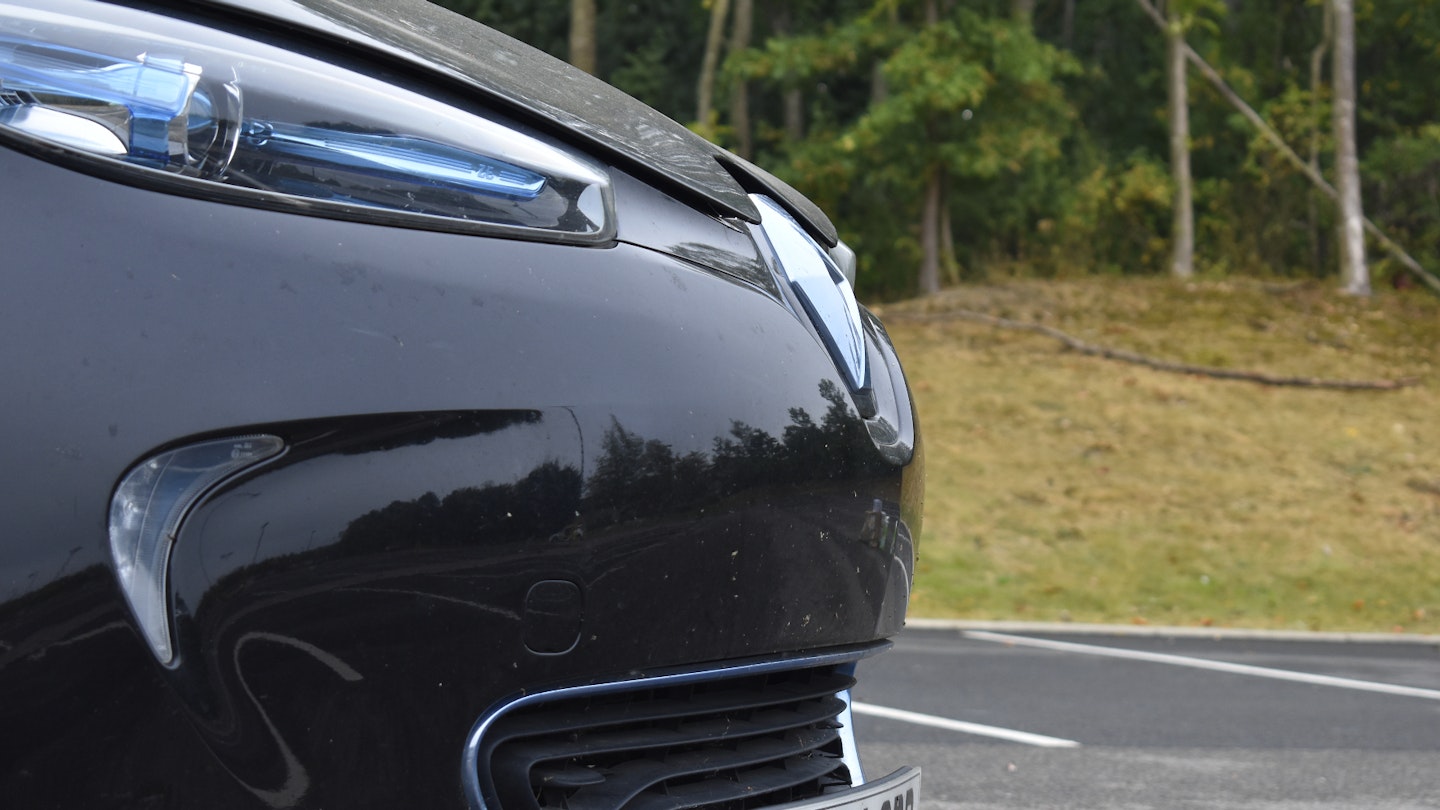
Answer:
[{"left": 0, "top": 1, "right": 923, "bottom": 808}]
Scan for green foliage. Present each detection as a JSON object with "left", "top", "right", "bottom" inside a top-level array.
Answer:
[
  {"left": 1364, "top": 124, "right": 1440, "bottom": 283},
  {"left": 1170, "top": 0, "right": 1228, "bottom": 37},
  {"left": 735, "top": 2, "right": 1081, "bottom": 297},
  {"left": 1051, "top": 155, "right": 1173, "bottom": 277},
  {"left": 431, "top": 0, "right": 1440, "bottom": 299}
]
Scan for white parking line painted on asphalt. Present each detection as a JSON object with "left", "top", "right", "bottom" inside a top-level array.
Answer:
[
  {"left": 851, "top": 701, "right": 1081, "bottom": 748},
  {"left": 965, "top": 630, "right": 1440, "bottom": 701}
]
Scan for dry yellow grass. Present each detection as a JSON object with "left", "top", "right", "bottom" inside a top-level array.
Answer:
[{"left": 875, "top": 278, "right": 1440, "bottom": 634}]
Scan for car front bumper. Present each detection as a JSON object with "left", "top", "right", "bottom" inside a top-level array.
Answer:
[{"left": 0, "top": 142, "right": 922, "bottom": 809}]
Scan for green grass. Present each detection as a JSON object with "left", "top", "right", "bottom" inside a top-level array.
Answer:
[{"left": 874, "top": 277, "right": 1440, "bottom": 634}]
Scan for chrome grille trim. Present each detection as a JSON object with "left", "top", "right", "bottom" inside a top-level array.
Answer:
[{"left": 460, "top": 642, "right": 887, "bottom": 807}]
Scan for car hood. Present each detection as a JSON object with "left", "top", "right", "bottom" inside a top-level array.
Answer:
[{"left": 191, "top": 0, "right": 837, "bottom": 244}]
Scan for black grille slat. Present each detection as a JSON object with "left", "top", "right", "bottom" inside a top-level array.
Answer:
[
  {"left": 625, "top": 755, "right": 849, "bottom": 810},
  {"left": 501, "top": 696, "right": 846, "bottom": 768},
  {"left": 477, "top": 663, "right": 856, "bottom": 810},
  {"left": 531, "top": 764, "right": 608, "bottom": 789},
  {"left": 486, "top": 672, "right": 855, "bottom": 745},
  {"left": 559, "top": 727, "right": 841, "bottom": 810}
]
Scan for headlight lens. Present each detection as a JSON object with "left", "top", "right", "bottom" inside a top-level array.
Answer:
[{"left": 0, "top": 0, "right": 613, "bottom": 242}]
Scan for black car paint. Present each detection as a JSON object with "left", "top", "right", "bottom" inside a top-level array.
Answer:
[{"left": 0, "top": 1, "right": 921, "bottom": 808}]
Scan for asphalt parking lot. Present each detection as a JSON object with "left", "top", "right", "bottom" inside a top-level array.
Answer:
[{"left": 852, "top": 624, "right": 1440, "bottom": 809}]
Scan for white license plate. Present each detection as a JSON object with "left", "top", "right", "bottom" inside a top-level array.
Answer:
[{"left": 772, "top": 767, "right": 921, "bottom": 810}]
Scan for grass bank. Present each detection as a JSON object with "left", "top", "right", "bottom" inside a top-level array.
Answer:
[{"left": 874, "top": 278, "right": 1440, "bottom": 634}]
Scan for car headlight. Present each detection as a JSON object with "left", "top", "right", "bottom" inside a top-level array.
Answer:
[{"left": 0, "top": 0, "right": 613, "bottom": 243}]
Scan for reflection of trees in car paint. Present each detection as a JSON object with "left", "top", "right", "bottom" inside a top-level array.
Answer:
[
  {"left": 156, "top": 381, "right": 912, "bottom": 804},
  {"left": 584, "top": 379, "right": 890, "bottom": 527},
  {"left": 339, "top": 460, "right": 584, "bottom": 551},
  {"left": 336, "top": 380, "right": 892, "bottom": 549}
]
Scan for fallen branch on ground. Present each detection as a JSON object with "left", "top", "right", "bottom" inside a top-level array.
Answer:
[{"left": 892, "top": 309, "right": 1421, "bottom": 390}]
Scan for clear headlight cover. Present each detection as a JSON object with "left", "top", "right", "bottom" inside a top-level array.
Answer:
[{"left": 0, "top": 0, "right": 613, "bottom": 242}]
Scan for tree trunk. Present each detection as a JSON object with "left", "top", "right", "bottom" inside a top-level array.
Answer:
[
  {"left": 728, "top": 0, "right": 754, "bottom": 159},
  {"left": 941, "top": 174, "right": 957, "bottom": 282},
  {"left": 568, "top": 0, "right": 597, "bottom": 75},
  {"left": 770, "top": 8, "right": 804, "bottom": 141},
  {"left": 1135, "top": 0, "right": 1440, "bottom": 294},
  {"left": 1012, "top": 0, "right": 1036, "bottom": 23},
  {"left": 696, "top": 0, "right": 732, "bottom": 136},
  {"left": 1062, "top": 0, "right": 1076, "bottom": 49},
  {"left": 1308, "top": 1, "right": 1332, "bottom": 273},
  {"left": 871, "top": 62, "right": 889, "bottom": 107},
  {"left": 920, "top": 166, "right": 943, "bottom": 295},
  {"left": 1331, "top": 0, "right": 1370, "bottom": 295},
  {"left": 919, "top": 0, "right": 941, "bottom": 294},
  {"left": 783, "top": 91, "right": 804, "bottom": 141},
  {"left": 1166, "top": 3, "right": 1194, "bottom": 278}
]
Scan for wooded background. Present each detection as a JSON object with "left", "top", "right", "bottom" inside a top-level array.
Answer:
[{"left": 432, "top": 0, "right": 1440, "bottom": 303}]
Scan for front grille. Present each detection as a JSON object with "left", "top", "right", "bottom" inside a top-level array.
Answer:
[{"left": 469, "top": 663, "right": 859, "bottom": 810}]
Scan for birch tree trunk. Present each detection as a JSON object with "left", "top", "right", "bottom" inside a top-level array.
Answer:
[
  {"left": 568, "top": 0, "right": 597, "bottom": 75},
  {"left": 1135, "top": 0, "right": 1440, "bottom": 294},
  {"left": 1331, "top": 0, "right": 1370, "bottom": 295},
  {"left": 1308, "top": 1, "right": 1332, "bottom": 272},
  {"left": 918, "top": 0, "right": 943, "bottom": 294},
  {"left": 695, "top": 0, "right": 732, "bottom": 136},
  {"left": 1166, "top": 2, "right": 1194, "bottom": 278},
  {"left": 728, "top": 0, "right": 754, "bottom": 159}
]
